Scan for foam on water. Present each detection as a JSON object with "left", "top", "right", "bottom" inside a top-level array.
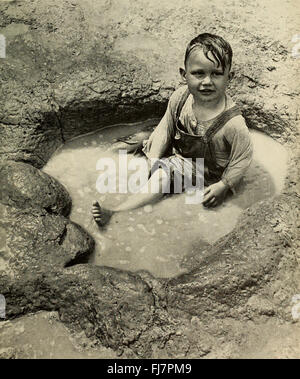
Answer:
[{"left": 43, "top": 121, "right": 288, "bottom": 278}]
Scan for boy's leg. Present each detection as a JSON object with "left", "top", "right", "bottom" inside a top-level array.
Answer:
[{"left": 92, "top": 168, "right": 169, "bottom": 225}]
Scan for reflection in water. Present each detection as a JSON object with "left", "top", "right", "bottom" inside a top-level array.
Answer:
[{"left": 43, "top": 120, "right": 288, "bottom": 278}]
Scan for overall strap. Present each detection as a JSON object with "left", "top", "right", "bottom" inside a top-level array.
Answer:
[
  {"left": 205, "top": 105, "right": 242, "bottom": 141},
  {"left": 175, "top": 88, "right": 190, "bottom": 122}
]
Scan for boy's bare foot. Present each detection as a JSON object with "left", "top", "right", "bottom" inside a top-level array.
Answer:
[{"left": 91, "top": 201, "right": 114, "bottom": 227}]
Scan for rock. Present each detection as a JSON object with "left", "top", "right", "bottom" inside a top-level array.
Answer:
[
  {"left": 247, "top": 295, "right": 275, "bottom": 316},
  {"left": 52, "top": 265, "right": 174, "bottom": 356},
  {"left": 0, "top": 204, "right": 94, "bottom": 278},
  {"left": 0, "top": 161, "right": 71, "bottom": 216}
]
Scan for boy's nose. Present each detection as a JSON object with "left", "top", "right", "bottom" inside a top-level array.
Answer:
[{"left": 202, "top": 75, "right": 212, "bottom": 85}]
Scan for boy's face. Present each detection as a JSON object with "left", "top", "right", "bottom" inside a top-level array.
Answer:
[{"left": 180, "top": 48, "right": 232, "bottom": 104}]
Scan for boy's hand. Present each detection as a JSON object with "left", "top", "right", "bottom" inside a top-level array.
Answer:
[{"left": 202, "top": 181, "right": 229, "bottom": 208}]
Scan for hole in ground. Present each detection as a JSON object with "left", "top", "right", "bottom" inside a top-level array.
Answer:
[{"left": 43, "top": 119, "right": 288, "bottom": 278}]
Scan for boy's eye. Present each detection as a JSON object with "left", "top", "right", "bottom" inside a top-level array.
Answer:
[
  {"left": 191, "top": 71, "right": 224, "bottom": 77},
  {"left": 192, "top": 71, "right": 205, "bottom": 77}
]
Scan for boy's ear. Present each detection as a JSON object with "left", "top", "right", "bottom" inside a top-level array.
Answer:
[{"left": 179, "top": 67, "right": 187, "bottom": 83}]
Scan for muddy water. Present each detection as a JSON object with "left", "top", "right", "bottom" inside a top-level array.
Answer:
[{"left": 43, "top": 120, "right": 288, "bottom": 278}]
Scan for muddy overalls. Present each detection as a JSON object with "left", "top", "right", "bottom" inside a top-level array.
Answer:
[{"left": 161, "top": 88, "right": 242, "bottom": 188}]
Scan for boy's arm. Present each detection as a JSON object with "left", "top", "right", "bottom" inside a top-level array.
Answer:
[
  {"left": 203, "top": 116, "right": 253, "bottom": 207},
  {"left": 143, "top": 87, "right": 186, "bottom": 161},
  {"left": 143, "top": 111, "right": 174, "bottom": 160},
  {"left": 220, "top": 116, "right": 253, "bottom": 190}
]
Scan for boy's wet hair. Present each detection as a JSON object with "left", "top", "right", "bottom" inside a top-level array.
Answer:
[{"left": 184, "top": 33, "right": 233, "bottom": 72}]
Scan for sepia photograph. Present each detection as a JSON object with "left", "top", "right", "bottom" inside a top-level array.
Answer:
[{"left": 0, "top": 0, "right": 299, "bottom": 362}]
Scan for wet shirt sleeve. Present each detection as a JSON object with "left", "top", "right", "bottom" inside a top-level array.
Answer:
[
  {"left": 221, "top": 116, "right": 253, "bottom": 190},
  {"left": 142, "top": 87, "right": 186, "bottom": 159}
]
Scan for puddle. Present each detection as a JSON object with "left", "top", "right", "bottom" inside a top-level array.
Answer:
[{"left": 43, "top": 120, "right": 288, "bottom": 278}]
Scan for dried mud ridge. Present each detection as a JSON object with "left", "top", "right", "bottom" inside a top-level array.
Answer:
[{"left": 0, "top": 0, "right": 299, "bottom": 358}]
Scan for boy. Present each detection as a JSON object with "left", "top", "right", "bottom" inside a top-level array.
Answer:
[{"left": 92, "top": 33, "right": 253, "bottom": 225}]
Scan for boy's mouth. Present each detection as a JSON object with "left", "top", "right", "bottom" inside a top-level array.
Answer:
[{"left": 199, "top": 89, "right": 215, "bottom": 94}]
